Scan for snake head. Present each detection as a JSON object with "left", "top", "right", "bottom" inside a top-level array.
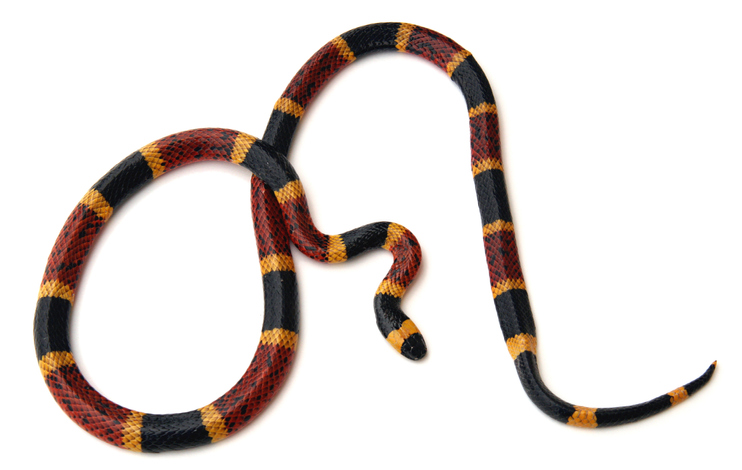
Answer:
[
  {"left": 400, "top": 330, "right": 427, "bottom": 361},
  {"left": 386, "top": 319, "right": 427, "bottom": 361}
]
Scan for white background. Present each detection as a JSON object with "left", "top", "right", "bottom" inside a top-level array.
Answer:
[{"left": 1, "top": 1, "right": 740, "bottom": 468}]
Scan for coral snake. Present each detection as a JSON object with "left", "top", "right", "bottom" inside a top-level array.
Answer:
[{"left": 33, "top": 22, "right": 716, "bottom": 452}]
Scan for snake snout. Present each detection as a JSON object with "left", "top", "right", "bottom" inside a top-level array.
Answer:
[{"left": 400, "top": 332, "right": 427, "bottom": 360}]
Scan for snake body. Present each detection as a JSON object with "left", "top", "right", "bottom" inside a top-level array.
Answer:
[{"left": 34, "top": 23, "right": 715, "bottom": 452}]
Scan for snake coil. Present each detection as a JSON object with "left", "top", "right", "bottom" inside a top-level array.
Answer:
[{"left": 34, "top": 23, "right": 715, "bottom": 452}]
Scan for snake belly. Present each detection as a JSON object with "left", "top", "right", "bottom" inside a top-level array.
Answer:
[{"left": 33, "top": 23, "right": 716, "bottom": 453}]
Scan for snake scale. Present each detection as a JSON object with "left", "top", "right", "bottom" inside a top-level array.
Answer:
[{"left": 33, "top": 23, "right": 716, "bottom": 452}]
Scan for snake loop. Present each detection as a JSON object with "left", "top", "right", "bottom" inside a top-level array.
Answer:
[
  {"left": 34, "top": 22, "right": 715, "bottom": 452},
  {"left": 35, "top": 129, "right": 305, "bottom": 452}
]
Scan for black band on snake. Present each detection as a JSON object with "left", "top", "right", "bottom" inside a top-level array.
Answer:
[{"left": 34, "top": 22, "right": 715, "bottom": 452}]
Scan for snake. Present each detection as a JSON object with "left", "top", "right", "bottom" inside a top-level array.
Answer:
[{"left": 33, "top": 23, "right": 716, "bottom": 452}]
